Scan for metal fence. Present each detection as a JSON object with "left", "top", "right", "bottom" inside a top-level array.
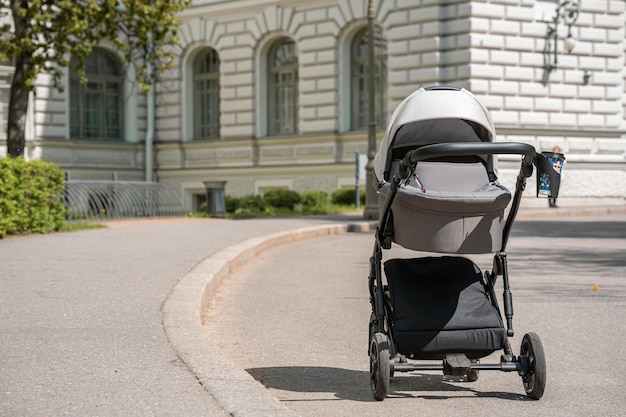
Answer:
[{"left": 63, "top": 181, "right": 185, "bottom": 220}]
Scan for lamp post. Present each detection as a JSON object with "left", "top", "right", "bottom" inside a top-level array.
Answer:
[
  {"left": 544, "top": 1, "right": 579, "bottom": 72},
  {"left": 145, "top": 33, "right": 155, "bottom": 183},
  {"left": 363, "top": 0, "right": 379, "bottom": 220}
]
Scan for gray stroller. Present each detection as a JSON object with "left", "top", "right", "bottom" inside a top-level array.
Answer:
[{"left": 368, "top": 86, "right": 564, "bottom": 401}]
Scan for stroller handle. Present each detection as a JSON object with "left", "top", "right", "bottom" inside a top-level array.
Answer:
[
  {"left": 406, "top": 142, "right": 536, "bottom": 164},
  {"left": 395, "top": 142, "right": 537, "bottom": 182}
]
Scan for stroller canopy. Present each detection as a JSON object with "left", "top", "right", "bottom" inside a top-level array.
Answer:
[{"left": 374, "top": 87, "right": 497, "bottom": 183}]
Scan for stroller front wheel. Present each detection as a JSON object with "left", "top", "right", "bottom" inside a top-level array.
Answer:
[
  {"left": 520, "top": 332, "right": 546, "bottom": 400},
  {"left": 369, "top": 332, "right": 390, "bottom": 401}
]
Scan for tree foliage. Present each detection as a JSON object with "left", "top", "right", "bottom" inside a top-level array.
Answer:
[{"left": 0, "top": 0, "right": 190, "bottom": 156}]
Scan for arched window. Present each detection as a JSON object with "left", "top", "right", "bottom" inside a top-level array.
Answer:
[
  {"left": 69, "top": 48, "right": 123, "bottom": 140},
  {"left": 350, "top": 26, "right": 387, "bottom": 130},
  {"left": 267, "top": 38, "right": 298, "bottom": 135},
  {"left": 0, "top": 60, "right": 12, "bottom": 142},
  {"left": 193, "top": 48, "right": 220, "bottom": 140}
]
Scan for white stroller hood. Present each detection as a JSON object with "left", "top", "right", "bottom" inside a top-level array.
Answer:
[{"left": 374, "top": 87, "right": 497, "bottom": 183}]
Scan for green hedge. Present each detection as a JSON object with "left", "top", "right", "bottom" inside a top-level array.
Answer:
[
  {"left": 0, "top": 157, "right": 67, "bottom": 237},
  {"left": 223, "top": 195, "right": 268, "bottom": 218},
  {"left": 331, "top": 187, "right": 365, "bottom": 206},
  {"left": 300, "top": 190, "right": 330, "bottom": 209},
  {"left": 263, "top": 188, "right": 302, "bottom": 209},
  {"left": 221, "top": 188, "right": 360, "bottom": 218}
]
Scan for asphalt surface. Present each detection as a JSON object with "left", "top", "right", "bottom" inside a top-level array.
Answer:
[
  {"left": 0, "top": 216, "right": 356, "bottom": 417},
  {"left": 1, "top": 199, "right": 625, "bottom": 416},
  {"left": 206, "top": 214, "right": 626, "bottom": 417}
]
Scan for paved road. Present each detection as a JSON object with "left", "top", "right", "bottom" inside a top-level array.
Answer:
[
  {"left": 205, "top": 215, "right": 626, "bottom": 417},
  {"left": 0, "top": 216, "right": 353, "bottom": 417}
]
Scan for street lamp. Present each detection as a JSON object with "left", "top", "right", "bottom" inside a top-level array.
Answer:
[
  {"left": 543, "top": 1, "right": 579, "bottom": 72},
  {"left": 363, "top": 0, "right": 379, "bottom": 220}
]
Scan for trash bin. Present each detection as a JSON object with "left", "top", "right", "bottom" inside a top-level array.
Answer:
[
  {"left": 535, "top": 151, "right": 565, "bottom": 198},
  {"left": 203, "top": 181, "right": 227, "bottom": 218}
]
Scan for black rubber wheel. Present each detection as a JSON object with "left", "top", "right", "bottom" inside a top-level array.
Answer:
[
  {"left": 369, "top": 332, "right": 390, "bottom": 401},
  {"left": 520, "top": 332, "right": 546, "bottom": 400}
]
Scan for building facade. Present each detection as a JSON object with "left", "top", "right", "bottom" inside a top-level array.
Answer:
[{"left": 1, "top": 0, "right": 625, "bottom": 211}]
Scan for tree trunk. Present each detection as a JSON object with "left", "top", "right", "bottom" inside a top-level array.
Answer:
[
  {"left": 7, "top": 55, "right": 32, "bottom": 158},
  {"left": 7, "top": 0, "right": 32, "bottom": 158}
]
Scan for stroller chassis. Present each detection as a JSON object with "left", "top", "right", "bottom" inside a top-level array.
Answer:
[{"left": 368, "top": 142, "right": 547, "bottom": 401}]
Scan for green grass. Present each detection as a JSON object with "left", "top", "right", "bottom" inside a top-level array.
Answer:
[{"left": 58, "top": 221, "right": 107, "bottom": 232}]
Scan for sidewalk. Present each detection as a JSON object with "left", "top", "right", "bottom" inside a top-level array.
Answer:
[
  {"left": 514, "top": 197, "right": 626, "bottom": 219},
  {"left": 0, "top": 198, "right": 623, "bottom": 416},
  {"left": 0, "top": 216, "right": 355, "bottom": 416}
]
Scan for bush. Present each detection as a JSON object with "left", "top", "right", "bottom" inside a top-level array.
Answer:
[
  {"left": 237, "top": 195, "right": 267, "bottom": 212},
  {"left": 220, "top": 194, "right": 269, "bottom": 219},
  {"left": 294, "top": 190, "right": 331, "bottom": 215},
  {"left": 216, "top": 195, "right": 266, "bottom": 215},
  {"left": 0, "top": 157, "right": 67, "bottom": 238},
  {"left": 331, "top": 187, "right": 364, "bottom": 206},
  {"left": 221, "top": 187, "right": 364, "bottom": 219},
  {"left": 263, "top": 188, "right": 301, "bottom": 209},
  {"left": 300, "top": 190, "right": 330, "bottom": 209},
  {"left": 224, "top": 195, "right": 240, "bottom": 213}
]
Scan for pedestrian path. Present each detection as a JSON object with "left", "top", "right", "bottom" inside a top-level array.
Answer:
[{"left": 0, "top": 216, "right": 358, "bottom": 417}]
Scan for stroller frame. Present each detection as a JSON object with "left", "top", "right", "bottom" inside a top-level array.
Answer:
[{"left": 368, "top": 141, "right": 547, "bottom": 401}]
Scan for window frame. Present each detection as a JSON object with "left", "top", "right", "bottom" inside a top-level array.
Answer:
[
  {"left": 69, "top": 48, "right": 124, "bottom": 141},
  {"left": 0, "top": 62, "right": 13, "bottom": 142},
  {"left": 267, "top": 38, "right": 298, "bottom": 136},
  {"left": 350, "top": 26, "right": 387, "bottom": 131},
  {"left": 192, "top": 48, "right": 221, "bottom": 140}
]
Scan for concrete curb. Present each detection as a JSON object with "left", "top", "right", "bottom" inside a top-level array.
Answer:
[{"left": 161, "top": 221, "right": 374, "bottom": 417}]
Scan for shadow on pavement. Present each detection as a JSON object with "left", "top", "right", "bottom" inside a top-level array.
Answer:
[
  {"left": 246, "top": 366, "right": 372, "bottom": 402},
  {"left": 246, "top": 366, "right": 529, "bottom": 402},
  {"left": 389, "top": 373, "right": 530, "bottom": 401},
  {"left": 510, "top": 221, "right": 626, "bottom": 239},
  {"left": 509, "top": 247, "right": 626, "bottom": 270}
]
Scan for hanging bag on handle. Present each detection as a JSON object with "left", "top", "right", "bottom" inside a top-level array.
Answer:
[{"left": 536, "top": 151, "right": 565, "bottom": 198}]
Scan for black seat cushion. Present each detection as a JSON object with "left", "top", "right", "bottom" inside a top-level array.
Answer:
[{"left": 385, "top": 256, "right": 506, "bottom": 359}]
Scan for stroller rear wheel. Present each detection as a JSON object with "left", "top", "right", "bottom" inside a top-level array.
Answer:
[
  {"left": 369, "top": 332, "right": 390, "bottom": 401},
  {"left": 520, "top": 332, "right": 546, "bottom": 400}
]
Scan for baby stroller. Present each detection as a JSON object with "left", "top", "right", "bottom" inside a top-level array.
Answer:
[{"left": 368, "top": 86, "right": 564, "bottom": 401}]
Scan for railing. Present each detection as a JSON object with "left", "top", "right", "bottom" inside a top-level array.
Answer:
[{"left": 63, "top": 181, "right": 185, "bottom": 220}]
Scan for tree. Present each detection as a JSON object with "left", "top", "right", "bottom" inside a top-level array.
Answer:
[{"left": 0, "top": 0, "right": 190, "bottom": 157}]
